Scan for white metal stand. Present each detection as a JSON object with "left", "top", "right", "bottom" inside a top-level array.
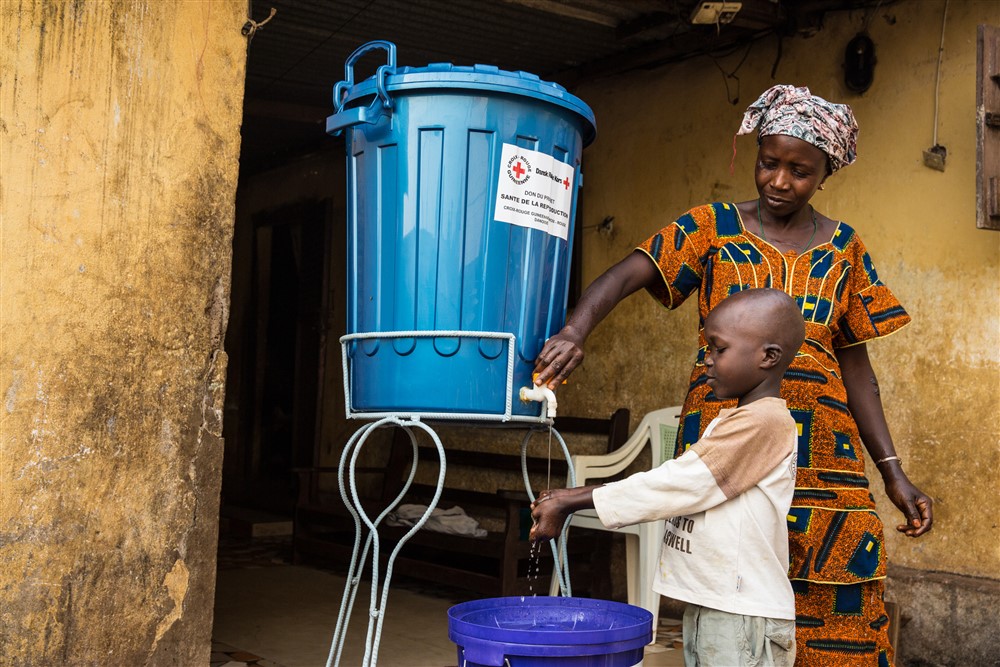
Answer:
[
  {"left": 327, "top": 330, "right": 579, "bottom": 667},
  {"left": 326, "top": 416, "right": 577, "bottom": 667}
]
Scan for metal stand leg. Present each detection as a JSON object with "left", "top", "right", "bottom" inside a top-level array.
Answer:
[{"left": 325, "top": 416, "right": 447, "bottom": 667}]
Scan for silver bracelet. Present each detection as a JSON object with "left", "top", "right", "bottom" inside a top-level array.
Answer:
[{"left": 875, "top": 455, "right": 902, "bottom": 467}]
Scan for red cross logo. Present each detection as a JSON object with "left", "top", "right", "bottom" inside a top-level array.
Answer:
[
  {"left": 506, "top": 154, "right": 531, "bottom": 184},
  {"left": 563, "top": 177, "right": 570, "bottom": 190}
]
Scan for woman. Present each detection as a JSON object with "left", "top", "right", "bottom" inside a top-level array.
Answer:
[{"left": 533, "top": 85, "right": 933, "bottom": 666}]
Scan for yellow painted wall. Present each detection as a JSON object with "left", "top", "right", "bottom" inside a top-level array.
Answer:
[
  {"left": 562, "top": 1, "right": 999, "bottom": 580},
  {"left": 1, "top": 1, "right": 245, "bottom": 663}
]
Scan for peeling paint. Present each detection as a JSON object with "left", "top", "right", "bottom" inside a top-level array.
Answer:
[
  {"left": 152, "top": 559, "right": 189, "bottom": 643},
  {"left": 160, "top": 418, "right": 178, "bottom": 457},
  {"left": 5, "top": 371, "right": 23, "bottom": 413}
]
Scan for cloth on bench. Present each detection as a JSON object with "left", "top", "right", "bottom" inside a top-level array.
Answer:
[{"left": 386, "top": 503, "right": 487, "bottom": 538}]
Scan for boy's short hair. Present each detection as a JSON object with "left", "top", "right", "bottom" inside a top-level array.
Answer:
[{"left": 716, "top": 289, "right": 806, "bottom": 370}]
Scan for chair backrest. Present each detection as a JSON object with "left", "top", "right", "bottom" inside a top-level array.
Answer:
[
  {"left": 571, "top": 406, "right": 683, "bottom": 486},
  {"left": 647, "top": 406, "right": 683, "bottom": 468}
]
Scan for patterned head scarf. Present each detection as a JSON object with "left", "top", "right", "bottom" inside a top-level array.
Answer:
[{"left": 737, "top": 85, "right": 858, "bottom": 172}]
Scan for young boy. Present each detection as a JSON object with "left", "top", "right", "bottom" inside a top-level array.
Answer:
[{"left": 530, "top": 288, "right": 806, "bottom": 667}]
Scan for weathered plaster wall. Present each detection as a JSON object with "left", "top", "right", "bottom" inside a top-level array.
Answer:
[{"left": 1, "top": 1, "right": 246, "bottom": 664}]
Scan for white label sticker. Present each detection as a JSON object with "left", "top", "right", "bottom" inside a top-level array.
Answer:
[{"left": 493, "top": 143, "right": 575, "bottom": 241}]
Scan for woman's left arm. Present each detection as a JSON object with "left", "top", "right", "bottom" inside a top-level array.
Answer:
[{"left": 836, "top": 343, "right": 933, "bottom": 537}]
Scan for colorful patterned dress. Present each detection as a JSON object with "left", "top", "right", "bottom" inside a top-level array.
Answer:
[{"left": 637, "top": 202, "right": 909, "bottom": 667}]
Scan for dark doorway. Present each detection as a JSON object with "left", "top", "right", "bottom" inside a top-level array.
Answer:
[{"left": 223, "top": 198, "right": 331, "bottom": 514}]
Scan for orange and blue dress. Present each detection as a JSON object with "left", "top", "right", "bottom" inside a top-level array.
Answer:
[{"left": 638, "top": 202, "right": 909, "bottom": 667}]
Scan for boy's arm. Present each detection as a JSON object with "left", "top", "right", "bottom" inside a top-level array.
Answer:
[
  {"left": 594, "top": 406, "right": 793, "bottom": 528},
  {"left": 592, "top": 448, "right": 729, "bottom": 527}
]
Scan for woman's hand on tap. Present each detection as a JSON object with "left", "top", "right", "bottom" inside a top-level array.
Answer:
[
  {"left": 533, "top": 327, "right": 585, "bottom": 390},
  {"left": 533, "top": 251, "right": 660, "bottom": 390}
]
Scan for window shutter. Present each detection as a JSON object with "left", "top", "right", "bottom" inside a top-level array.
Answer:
[{"left": 977, "top": 24, "right": 1000, "bottom": 230}]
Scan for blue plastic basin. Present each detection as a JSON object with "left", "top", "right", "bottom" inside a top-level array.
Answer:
[{"left": 448, "top": 596, "right": 652, "bottom": 667}]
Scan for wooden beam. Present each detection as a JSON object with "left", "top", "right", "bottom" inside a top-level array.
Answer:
[
  {"left": 556, "top": 27, "right": 765, "bottom": 89},
  {"left": 501, "top": 0, "right": 620, "bottom": 27},
  {"left": 616, "top": 12, "right": 678, "bottom": 41}
]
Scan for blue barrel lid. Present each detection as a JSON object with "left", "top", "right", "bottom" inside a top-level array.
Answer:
[{"left": 341, "top": 62, "right": 596, "bottom": 146}]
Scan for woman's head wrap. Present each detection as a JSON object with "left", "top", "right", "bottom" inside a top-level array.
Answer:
[{"left": 737, "top": 85, "right": 859, "bottom": 172}]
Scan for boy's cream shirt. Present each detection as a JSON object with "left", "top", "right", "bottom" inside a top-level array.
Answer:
[{"left": 593, "top": 397, "right": 797, "bottom": 620}]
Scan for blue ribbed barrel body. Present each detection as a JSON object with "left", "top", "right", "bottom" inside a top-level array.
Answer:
[{"left": 329, "top": 43, "right": 595, "bottom": 421}]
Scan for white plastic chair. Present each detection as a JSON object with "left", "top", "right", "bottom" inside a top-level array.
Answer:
[{"left": 550, "top": 406, "right": 683, "bottom": 641}]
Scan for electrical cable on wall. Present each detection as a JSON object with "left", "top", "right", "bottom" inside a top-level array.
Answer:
[
  {"left": 923, "top": 0, "right": 950, "bottom": 171},
  {"left": 710, "top": 38, "right": 755, "bottom": 105},
  {"left": 770, "top": 33, "right": 784, "bottom": 79},
  {"left": 863, "top": 0, "right": 885, "bottom": 34}
]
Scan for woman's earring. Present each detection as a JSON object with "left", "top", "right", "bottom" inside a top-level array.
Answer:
[{"left": 818, "top": 183, "right": 825, "bottom": 191}]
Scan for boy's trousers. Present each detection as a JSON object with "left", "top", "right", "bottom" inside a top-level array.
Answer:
[{"left": 682, "top": 604, "right": 795, "bottom": 667}]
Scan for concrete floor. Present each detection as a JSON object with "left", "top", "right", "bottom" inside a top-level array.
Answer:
[
  {"left": 212, "top": 538, "right": 685, "bottom": 667},
  {"left": 213, "top": 565, "right": 459, "bottom": 666}
]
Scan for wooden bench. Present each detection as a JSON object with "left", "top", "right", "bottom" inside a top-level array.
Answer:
[{"left": 292, "top": 409, "right": 630, "bottom": 597}]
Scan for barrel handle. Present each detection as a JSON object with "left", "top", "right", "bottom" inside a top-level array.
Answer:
[
  {"left": 326, "top": 102, "right": 390, "bottom": 135},
  {"left": 333, "top": 39, "right": 397, "bottom": 113}
]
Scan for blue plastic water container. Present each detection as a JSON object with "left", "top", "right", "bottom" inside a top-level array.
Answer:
[
  {"left": 448, "top": 596, "right": 652, "bottom": 667},
  {"left": 328, "top": 41, "right": 596, "bottom": 422}
]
